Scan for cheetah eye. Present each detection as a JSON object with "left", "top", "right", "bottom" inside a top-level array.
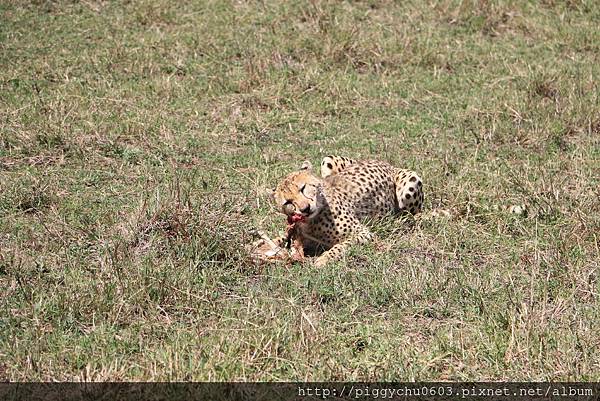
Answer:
[{"left": 283, "top": 199, "right": 293, "bottom": 206}]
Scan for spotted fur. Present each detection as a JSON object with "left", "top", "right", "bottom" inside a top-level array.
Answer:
[{"left": 271, "top": 156, "right": 424, "bottom": 266}]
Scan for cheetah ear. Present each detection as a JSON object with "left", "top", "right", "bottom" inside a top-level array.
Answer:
[{"left": 299, "top": 160, "right": 313, "bottom": 171}]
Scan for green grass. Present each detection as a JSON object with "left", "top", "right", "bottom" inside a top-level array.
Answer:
[{"left": 1, "top": 0, "right": 599, "bottom": 381}]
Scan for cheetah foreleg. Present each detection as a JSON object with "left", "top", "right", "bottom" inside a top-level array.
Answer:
[{"left": 314, "top": 224, "right": 373, "bottom": 267}]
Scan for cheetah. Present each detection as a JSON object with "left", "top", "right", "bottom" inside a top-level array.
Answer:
[{"left": 268, "top": 156, "right": 423, "bottom": 266}]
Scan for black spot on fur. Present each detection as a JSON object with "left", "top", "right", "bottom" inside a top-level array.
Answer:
[{"left": 327, "top": 163, "right": 333, "bottom": 169}]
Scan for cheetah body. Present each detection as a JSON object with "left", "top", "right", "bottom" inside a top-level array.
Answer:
[{"left": 272, "top": 156, "right": 423, "bottom": 266}]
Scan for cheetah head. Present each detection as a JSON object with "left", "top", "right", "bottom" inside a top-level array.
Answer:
[{"left": 273, "top": 161, "right": 325, "bottom": 220}]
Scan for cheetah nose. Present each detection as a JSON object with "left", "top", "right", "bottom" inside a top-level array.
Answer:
[{"left": 300, "top": 205, "right": 311, "bottom": 215}]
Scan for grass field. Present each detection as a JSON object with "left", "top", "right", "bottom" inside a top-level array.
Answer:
[{"left": 1, "top": 0, "right": 599, "bottom": 381}]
